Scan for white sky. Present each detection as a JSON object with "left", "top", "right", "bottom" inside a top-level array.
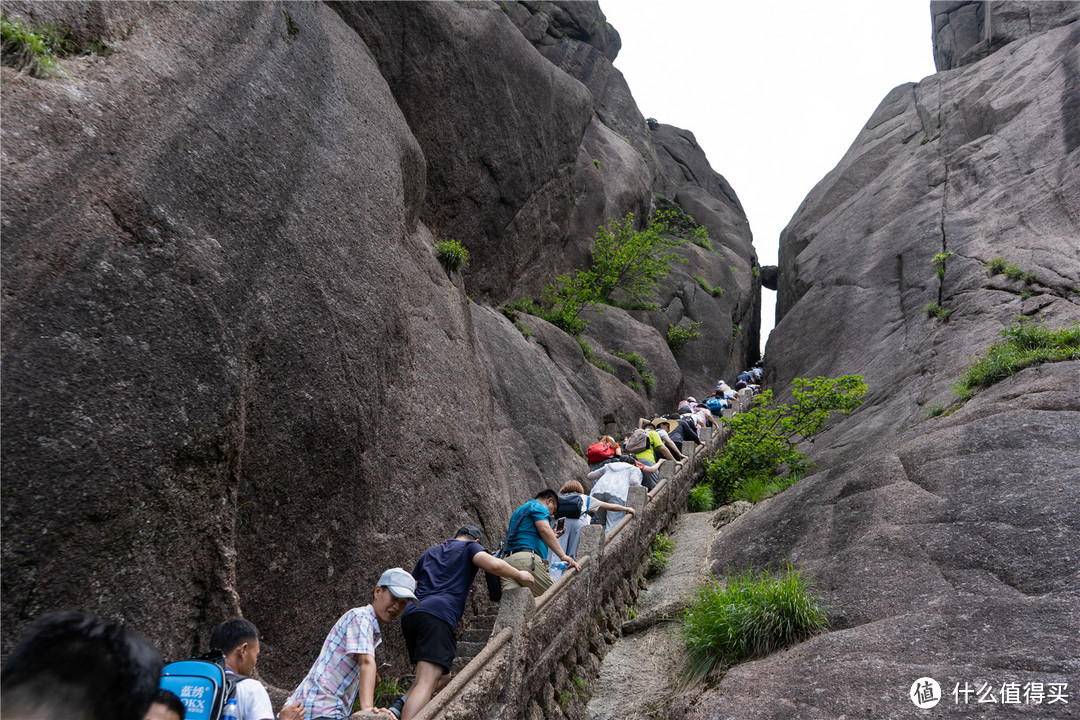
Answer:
[{"left": 602, "top": 1, "right": 939, "bottom": 353}]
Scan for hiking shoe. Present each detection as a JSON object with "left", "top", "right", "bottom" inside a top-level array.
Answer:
[{"left": 388, "top": 697, "right": 406, "bottom": 719}]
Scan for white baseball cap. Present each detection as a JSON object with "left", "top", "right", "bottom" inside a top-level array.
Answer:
[{"left": 377, "top": 567, "right": 419, "bottom": 605}]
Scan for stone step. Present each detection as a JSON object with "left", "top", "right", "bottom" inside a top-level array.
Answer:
[
  {"left": 460, "top": 627, "right": 492, "bottom": 643},
  {"left": 456, "top": 640, "right": 486, "bottom": 658}
]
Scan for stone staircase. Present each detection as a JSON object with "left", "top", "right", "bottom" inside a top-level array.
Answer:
[{"left": 452, "top": 604, "right": 501, "bottom": 675}]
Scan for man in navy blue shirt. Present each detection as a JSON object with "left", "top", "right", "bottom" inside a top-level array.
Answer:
[{"left": 391, "top": 526, "right": 533, "bottom": 720}]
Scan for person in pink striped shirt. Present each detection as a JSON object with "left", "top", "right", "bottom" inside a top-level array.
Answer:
[{"left": 286, "top": 569, "right": 418, "bottom": 719}]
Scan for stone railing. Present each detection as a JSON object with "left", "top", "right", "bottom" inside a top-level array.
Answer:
[{"left": 412, "top": 394, "right": 750, "bottom": 720}]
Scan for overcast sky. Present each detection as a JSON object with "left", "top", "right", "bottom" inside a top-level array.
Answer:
[{"left": 602, "top": 1, "right": 939, "bottom": 354}]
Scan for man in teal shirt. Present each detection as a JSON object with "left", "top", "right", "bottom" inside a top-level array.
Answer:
[{"left": 500, "top": 490, "right": 581, "bottom": 596}]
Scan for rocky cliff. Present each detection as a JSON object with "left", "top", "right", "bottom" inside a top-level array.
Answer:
[
  {"left": 683, "top": 5, "right": 1079, "bottom": 718},
  {"left": 0, "top": 0, "right": 757, "bottom": 686}
]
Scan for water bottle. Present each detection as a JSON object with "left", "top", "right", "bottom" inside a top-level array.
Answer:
[
  {"left": 223, "top": 697, "right": 239, "bottom": 720},
  {"left": 550, "top": 560, "right": 568, "bottom": 572}
]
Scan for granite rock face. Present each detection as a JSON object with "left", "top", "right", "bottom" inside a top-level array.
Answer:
[
  {"left": 682, "top": 9, "right": 1079, "bottom": 718},
  {"left": 932, "top": 0, "right": 1080, "bottom": 71},
  {"left": 0, "top": 0, "right": 756, "bottom": 688}
]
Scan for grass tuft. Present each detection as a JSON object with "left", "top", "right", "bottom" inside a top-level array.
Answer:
[
  {"left": 435, "top": 238, "right": 469, "bottom": 272},
  {"left": 953, "top": 318, "right": 1080, "bottom": 399},
  {"left": 682, "top": 565, "right": 828, "bottom": 685},
  {"left": 693, "top": 274, "right": 725, "bottom": 297},
  {"left": 646, "top": 533, "right": 675, "bottom": 578},
  {"left": 687, "top": 484, "right": 715, "bottom": 512}
]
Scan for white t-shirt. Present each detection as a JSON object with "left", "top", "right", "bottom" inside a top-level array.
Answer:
[
  {"left": 227, "top": 672, "right": 275, "bottom": 720},
  {"left": 587, "top": 461, "right": 642, "bottom": 502}
]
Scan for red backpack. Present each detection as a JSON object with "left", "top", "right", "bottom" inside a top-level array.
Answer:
[{"left": 586, "top": 441, "right": 617, "bottom": 464}]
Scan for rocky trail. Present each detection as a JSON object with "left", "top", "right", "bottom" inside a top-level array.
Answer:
[{"left": 586, "top": 507, "right": 723, "bottom": 720}]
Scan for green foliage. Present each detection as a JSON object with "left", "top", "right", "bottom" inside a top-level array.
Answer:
[
  {"left": 690, "top": 226, "right": 712, "bottom": 248},
  {"left": 682, "top": 565, "right": 828, "bottom": 683},
  {"left": 704, "top": 375, "right": 867, "bottom": 503},
  {"left": 613, "top": 350, "right": 655, "bottom": 393},
  {"left": 577, "top": 337, "right": 614, "bottom": 374},
  {"left": 932, "top": 251, "right": 954, "bottom": 283},
  {"left": 953, "top": 318, "right": 1080, "bottom": 399},
  {"left": 666, "top": 321, "right": 702, "bottom": 356},
  {"left": 731, "top": 474, "right": 799, "bottom": 503},
  {"left": 752, "top": 266, "right": 761, "bottom": 278},
  {"left": 923, "top": 302, "right": 953, "bottom": 322},
  {"left": 919, "top": 135, "right": 931, "bottom": 146},
  {"left": 687, "top": 484, "right": 715, "bottom": 512},
  {"left": 372, "top": 676, "right": 406, "bottom": 710},
  {"left": 436, "top": 238, "right": 470, "bottom": 272},
  {"left": 585, "top": 212, "right": 685, "bottom": 306},
  {"left": 693, "top": 274, "right": 725, "bottom": 297},
  {"left": 1020, "top": 289, "right": 1034, "bottom": 300},
  {"left": 647, "top": 533, "right": 676, "bottom": 578},
  {"left": 558, "top": 689, "right": 573, "bottom": 707},
  {"left": 531, "top": 212, "right": 685, "bottom": 335},
  {"left": 732, "top": 323, "right": 741, "bottom": 339},
  {"left": 1, "top": 14, "right": 110, "bottom": 77},
  {"left": 2, "top": 14, "right": 64, "bottom": 77},
  {"left": 994, "top": 262, "right": 1037, "bottom": 284},
  {"left": 515, "top": 322, "right": 534, "bottom": 339},
  {"left": 921, "top": 403, "right": 946, "bottom": 419},
  {"left": 593, "top": 158, "right": 601, "bottom": 170},
  {"left": 572, "top": 675, "right": 588, "bottom": 694},
  {"left": 652, "top": 195, "right": 700, "bottom": 236}
]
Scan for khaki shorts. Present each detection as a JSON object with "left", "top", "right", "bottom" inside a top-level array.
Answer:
[{"left": 500, "top": 551, "right": 553, "bottom": 597}]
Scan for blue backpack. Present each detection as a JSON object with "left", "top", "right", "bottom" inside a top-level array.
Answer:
[
  {"left": 160, "top": 651, "right": 247, "bottom": 720},
  {"left": 705, "top": 397, "right": 726, "bottom": 414}
]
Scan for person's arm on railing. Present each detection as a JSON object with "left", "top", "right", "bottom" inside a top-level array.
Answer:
[
  {"left": 535, "top": 520, "right": 581, "bottom": 572},
  {"left": 592, "top": 500, "right": 636, "bottom": 518},
  {"left": 471, "top": 550, "right": 535, "bottom": 588}
]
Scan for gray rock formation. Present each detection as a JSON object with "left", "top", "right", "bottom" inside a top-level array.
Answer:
[
  {"left": 0, "top": 0, "right": 757, "bottom": 689},
  {"left": 932, "top": 0, "right": 1080, "bottom": 71},
  {"left": 682, "top": 7, "right": 1079, "bottom": 718}
]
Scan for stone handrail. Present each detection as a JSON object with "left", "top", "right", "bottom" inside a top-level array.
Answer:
[{"left": 415, "top": 396, "right": 748, "bottom": 720}]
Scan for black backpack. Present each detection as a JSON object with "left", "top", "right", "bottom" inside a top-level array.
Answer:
[{"left": 555, "top": 493, "right": 585, "bottom": 520}]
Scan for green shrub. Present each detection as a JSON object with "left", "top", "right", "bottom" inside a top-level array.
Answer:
[
  {"left": 371, "top": 676, "right": 406, "bottom": 710},
  {"left": 682, "top": 565, "right": 828, "bottom": 683},
  {"left": 986, "top": 257, "right": 1007, "bottom": 275},
  {"left": 520, "top": 212, "right": 686, "bottom": 336},
  {"left": 932, "top": 251, "right": 954, "bottom": 283},
  {"left": 923, "top": 302, "right": 953, "bottom": 322},
  {"left": 704, "top": 375, "right": 866, "bottom": 503},
  {"left": 577, "top": 337, "right": 614, "bottom": 374},
  {"left": 1003, "top": 263, "right": 1025, "bottom": 280},
  {"left": 1, "top": 14, "right": 65, "bottom": 77},
  {"left": 732, "top": 323, "right": 741, "bottom": 339},
  {"left": 666, "top": 320, "right": 702, "bottom": 356},
  {"left": 646, "top": 533, "right": 675, "bottom": 578},
  {"left": 436, "top": 238, "right": 470, "bottom": 272},
  {"left": 613, "top": 350, "right": 655, "bottom": 393},
  {"left": 731, "top": 474, "right": 798, "bottom": 503},
  {"left": 693, "top": 274, "right": 725, "bottom": 297},
  {"left": 690, "top": 226, "right": 713, "bottom": 251},
  {"left": 921, "top": 403, "right": 946, "bottom": 419},
  {"left": 954, "top": 319, "right": 1080, "bottom": 399},
  {"left": 687, "top": 484, "right": 714, "bottom": 512}
]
